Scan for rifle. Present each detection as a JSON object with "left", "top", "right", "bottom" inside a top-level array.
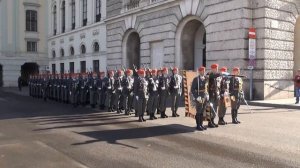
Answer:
[
  {"left": 241, "top": 91, "right": 253, "bottom": 113},
  {"left": 133, "top": 64, "right": 138, "bottom": 73}
]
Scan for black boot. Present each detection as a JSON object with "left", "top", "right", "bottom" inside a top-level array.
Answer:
[
  {"left": 235, "top": 110, "right": 241, "bottom": 124},
  {"left": 232, "top": 110, "right": 239, "bottom": 124},
  {"left": 296, "top": 97, "right": 299, "bottom": 104},
  {"left": 218, "top": 117, "right": 227, "bottom": 125},
  {"left": 196, "top": 115, "right": 203, "bottom": 131},
  {"left": 149, "top": 113, "right": 154, "bottom": 120},
  {"left": 153, "top": 114, "right": 158, "bottom": 120},
  {"left": 172, "top": 111, "right": 176, "bottom": 117},
  {"left": 211, "top": 118, "right": 218, "bottom": 127},
  {"left": 200, "top": 115, "right": 207, "bottom": 130},
  {"left": 157, "top": 109, "right": 161, "bottom": 115},
  {"left": 175, "top": 110, "right": 180, "bottom": 117},
  {"left": 142, "top": 116, "right": 146, "bottom": 122},
  {"left": 208, "top": 120, "right": 216, "bottom": 128},
  {"left": 138, "top": 116, "right": 143, "bottom": 122}
]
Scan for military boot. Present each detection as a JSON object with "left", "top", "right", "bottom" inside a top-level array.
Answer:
[
  {"left": 196, "top": 115, "right": 203, "bottom": 131},
  {"left": 142, "top": 115, "right": 147, "bottom": 122},
  {"left": 172, "top": 111, "right": 177, "bottom": 117},
  {"left": 175, "top": 110, "right": 180, "bottom": 117},
  {"left": 211, "top": 118, "right": 218, "bottom": 127},
  {"left": 138, "top": 116, "right": 143, "bottom": 122},
  {"left": 200, "top": 115, "right": 207, "bottom": 130},
  {"left": 208, "top": 119, "right": 216, "bottom": 128},
  {"left": 232, "top": 110, "right": 239, "bottom": 124},
  {"left": 235, "top": 110, "right": 241, "bottom": 124},
  {"left": 149, "top": 113, "right": 154, "bottom": 120},
  {"left": 218, "top": 117, "right": 227, "bottom": 125}
]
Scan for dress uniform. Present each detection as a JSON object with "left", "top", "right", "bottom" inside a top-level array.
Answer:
[
  {"left": 114, "top": 70, "right": 124, "bottom": 113},
  {"left": 158, "top": 67, "right": 170, "bottom": 118},
  {"left": 122, "top": 69, "right": 134, "bottom": 115},
  {"left": 133, "top": 69, "right": 149, "bottom": 122},
  {"left": 229, "top": 67, "right": 243, "bottom": 124},
  {"left": 97, "top": 72, "right": 107, "bottom": 110},
  {"left": 42, "top": 75, "right": 49, "bottom": 101},
  {"left": 218, "top": 67, "right": 230, "bottom": 125},
  {"left": 89, "top": 73, "right": 98, "bottom": 108},
  {"left": 71, "top": 73, "right": 80, "bottom": 107},
  {"left": 207, "top": 64, "right": 221, "bottom": 128},
  {"left": 147, "top": 69, "right": 159, "bottom": 120},
  {"left": 169, "top": 67, "right": 182, "bottom": 117},
  {"left": 106, "top": 71, "right": 116, "bottom": 112}
]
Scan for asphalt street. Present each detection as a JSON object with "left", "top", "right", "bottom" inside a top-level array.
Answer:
[{"left": 0, "top": 89, "right": 300, "bottom": 168}]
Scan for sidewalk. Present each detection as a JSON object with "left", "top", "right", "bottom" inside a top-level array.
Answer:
[
  {"left": 0, "top": 87, "right": 29, "bottom": 97},
  {"left": 249, "top": 98, "right": 300, "bottom": 109}
]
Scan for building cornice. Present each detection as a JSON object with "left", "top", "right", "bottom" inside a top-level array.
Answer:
[{"left": 23, "top": 2, "right": 41, "bottom": 7}]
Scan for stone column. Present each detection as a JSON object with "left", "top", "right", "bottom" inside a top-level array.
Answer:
[
  {"left": 87, "top": 0, "right": 94, "bottom": 25},
  {"left": 75, "top": 0, "right": 81, "bottom": 28},
  {"left": 65, "top": 0, "right": 71, "bottom": 32}
]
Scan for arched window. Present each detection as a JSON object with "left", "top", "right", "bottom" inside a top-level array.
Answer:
[
  {"left": 94, "top": 42, "right": 100, "bottom": 52},
  {"left": 81, "top": 45, "right": 86, "bottom": 54},
  {"left": 61, "top": 1, "right": 66, "bottom": 33},
  {"left": 26, "top": 10, "right": 37, "bottom": 32},
  {"left": 95, "top": 0, "right": 101, "bottom": 22},
  {"left": 52, "top": 50, "right": 56, "bottom": 58},
  {"left": 71, "top": 0, "right": 76, "bottom": 30},
  {"left": 60, "top": 48, "right": 65, "bottom": 57},
  {"left": 53, "top": 5, "right": 57, "bottom": 35},
  {"left": 82, "top": 0, "right": 87, "bottom": 26},
  {"left": 70, "top": 46, "right": 75, "bottom": 56}
]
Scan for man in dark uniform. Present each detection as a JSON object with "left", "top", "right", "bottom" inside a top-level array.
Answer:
[
  {"left": 114, "top": 70, "right": 124, "bottom": 113},
  {"left": 41, "top": 74, "right": 49, "bottom": 101},
  {"left": 97, "top": 72, "right": 107, "bottom": 110},
  {"left": 294, "top": 69, "right": 300, "bottom": 104},
  {"left": 134, "top": 69, "right": 148, "bottom": 122},
  {"left": 207, "top": 64, "right": 221, "bottom": 128},
  {"left": 191, "top": 66, "right": 208, "bottom": 131},
  {"left": 158, "top": 67, "right": 170, "bottom": 118},
  {"left": 147, "top": 69, "right": 159, "bottom": 120},
  {"left": 169, "top": 67, "right": 182, "bottom": 117},
  {"left": 106, "top": 70, "right": 115, "bottom": 112},
  {"left": 70, "top": 73, "right": 80, "bottom": 107},
  {"left": 218, "top": 67, "right": 230, "bottom": 125},
  {"left": 122, "top": 69, "right": 134, "bottom": 115},
  {"left": 229, "top": 67, "right": 243, "bottom": 124},
  {"left": 89, "top": 72, "right": 98, "bottom": 108}
]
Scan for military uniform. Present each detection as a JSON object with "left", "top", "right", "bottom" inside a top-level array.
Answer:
[
  {"left": 106, "top": 71, "right": 115, "bottom": 112},
  {"left": 169, "top": 68, "right": 182, "bottom": 117},
  {"left": 218, "top": 67, "right": 230, "bottom": 125},
  {"left": 122, "top": 70, "right": 134, "bottom": 115},
  {"left": 114, "top": 70, "right": 124, "bottom": 113},
  {"left": 89, "top": 73, "right": 98, "bottom": 108},
  {"left": 134, "top": 69, "right": 148, "bottom": 122},
  {"left": 147, "top": 69, "right": 159, "bottom": 120},
  {"left": 97, "top": 72, "right": 107, "bottom": 110},
  {"left": 191, "top": 67, "right": 209, "bottom": 131},
  {"left": 158, "top": 68, "right": 170, "bottom": 118},
  {"left": 229, "top": 67, "right": 243, "bottom": 124}
]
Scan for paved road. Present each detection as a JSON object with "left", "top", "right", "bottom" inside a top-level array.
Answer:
[{"left": 0, "top": 89, "right": 300, "bottom": 168}]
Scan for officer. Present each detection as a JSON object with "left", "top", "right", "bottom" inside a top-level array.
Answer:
[
  {"left": 65, "top": 74, "right": 73, "bottom": 104},
  {"left": 106, "top": 70, "right": 115, "bottom": 112},
  {"left": 97, "top": 72, "right": 107, "bottom": 110},
  {"left": 158, "top": 67, "right": 170, "bottom": 118},
  {"left": 207, "top": 64, "right": 221, "bottom": 128},
  {"left": 218, "top": 67, "right": 230, "bottom": 125},
  {"left": 229, "top": 67, "right": 243, "bottom": 124},
  {"left": 114, "top": 70, "right": 124, "bottom": 113},
  {"left": 89, "top": 72, "right": 98, "bottom": 108},
  {"left": 191, "top": 66, "right": 208, "bottom": 131},
  {"left": 71, "top": 73, "right": 80, "bottom": 107},
  {"left": 42, "top": 74, "right": 49, "bottom": 101},
  {"left": 147, "top": 69, "right": 159, "bottom": 120},
  {"left": 169, "top": 67, "right": 182, "bottom": 117},
  {"left": 80, "top": 73, "right": 88, "bottom": 106},
  {"left": 122, "top": 69, "right": 134, "bottom": 115},
  {"left": 134, "top": 69, "right": 148, "bottom": 122}
]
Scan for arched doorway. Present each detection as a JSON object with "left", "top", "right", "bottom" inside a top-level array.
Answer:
[
  {"left": 21, "top": 63, "right": 39, "bottom": 86},
  {"left": 175, "top": 16, "right": 206, "bottom": 70},
  {"left": 122, "top": 29, "right": 141, "bottom": 69},
  {"left": 0, "top": 64, "right": 3, "bottom": 87},
  {"left": 294, "top": 17, "right": 300, "bottom": 75}
]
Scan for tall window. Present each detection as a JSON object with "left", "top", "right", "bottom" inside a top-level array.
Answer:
[
  {"left": 52, "top": 50, "right": 56, "bottom": 58},
  {"left": 52, "top": 64, "right": 56, "bottom": 74},
  {"left": 26, "top": 10, "right": 37, "bottom": 32},
  {"left": 80, "top": 61, "right": 86, "bottom": 73},
  {"left": 69, "top": 62, "right": 75, "bottom": 73},
  {"left": 70, "top": 46, "right": 75, "bottom": 56},
  {"left": 93, "top": 60, "right": 99, "bottom": 73},
  {"left": 71, "top": 0, "right": 75, "bottom": 30},
  {"left": 81, "top": 45, "right": 86, "bottom": 54},
  {"left": 94, "top": 42, "right": 99, "bottom": 52},
  {"left": 96, "top": 0, "right": 101, "bottom": 22},
  {"left": 27, "top": 41, "right": 37, "bottom": 52},
  {"left": 53, "top": 5, "right": 57, "bottom": 35},
  {"left": 82, "top": 0, "right": 87, "bottom": 26},
  {"left": 61, "top": 1, "right": 66, "bottom": 33},
  {"left": 60, "top": 63, "right": 65, "bottom": 74},
  {"left": 60, "top": 48, "right": 65, "bottom": 57}
]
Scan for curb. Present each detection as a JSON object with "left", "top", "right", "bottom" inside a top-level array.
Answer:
[{"left": 248, "top": 102, "right": 300, "bottom": 110}]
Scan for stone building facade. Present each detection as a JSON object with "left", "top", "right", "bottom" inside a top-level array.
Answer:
[
  {"left": 48, "top": 0, "right": 107, "bottom": 75},
  {"left": 0, "top": 0, "right": 48, "bottom": 87},
  {"left": 105, "top": 0, "right": 300, "bottom": 100}
]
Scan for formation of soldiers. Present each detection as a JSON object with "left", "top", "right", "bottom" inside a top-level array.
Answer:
[{"left": 28, "top": 63, "right": 245, "bottom": 129}]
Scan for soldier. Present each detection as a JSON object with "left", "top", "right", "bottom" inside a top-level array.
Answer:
[
  {"left": 169, "top": 67, "right": 182, "bottom": 117},
  {"left": 156, "top": 70, "right": 162, "bottom": 115},
  {"left": 114, "top": 70, "right": 124, "bottom": 113},
  {"left": 49, "top": 75, "right": 54, "bottom": 100},
  {"left": 218, "top": 67, "right": 230, "bottom": 125},
  {"left": 158, "top": 67, "right": 170, "bottom": 118},
  {"left": 122, "top": 69, "right": 134, "bottom": 115},
  {"left": 80, "top": 73, "right": 89, "bottom": 106},
  {"left": 191, "top": 66, "right": 208, "bottom": 131},
  {"left": 207, "top": 64, "right": 221, "bottom": 128},
  {"left": 134, "top": 69, "right": 149, "bottom": 122},
  {"left": 147, "top": 69, "right": 159, "bottom": 120},
  {"left": 97, "top": 72, "right": 107, "bottom": 110},
  {"left": 41, "top": 74, "right": 49, "bottom": 101},
  {"left": 106, "top": 70, "right": 116, "bottom": 112},
  {"left": 229, "top": 67, "right": 243, "bottom": 124},
  {"left": 71, "top": 73, "right": 80, "bottom": 107},
  {"left": 28, "top": 75, "right": 33, "bottom": 97},
  {"left": 89, "top": 72, "right": 98, "bottom": 108},
  {"left": 61, "top": 74, "right": 66, "bottom": 103},
  {"left": 65, "top": 74, "right": 72, "bottom": 104},
  {"left": 294, "top": 69, "right": 300, "bottom": 104}
]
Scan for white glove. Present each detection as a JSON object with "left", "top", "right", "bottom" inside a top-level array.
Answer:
[
  {"left": 206, "top": 94, "right": 210, "bottom": 100},
  {"left": 136, "top": 96, "right": 139, "bottom": 100},
  {"left": 196, "top": 97, "right": 202, "bottom": 103},
  {"left": 162, "top": 87, "right": 165, "bottom": 90}
]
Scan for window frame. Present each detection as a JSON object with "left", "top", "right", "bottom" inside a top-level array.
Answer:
[
  {"left": 26, "top": 10, "right": 38, "bottom": 32},
  {"left": 27, "top": 41, "right": 38, "bottom": 52},
  {"left": 82, "top": 0, "right": 87, "bottom": 26},
  {"left": 71, "top": 0, "right": 76, "bottom": 30},
  {"left": 70, "top": 46, "right": 75, "bottom": 56},
  {"left": 53, "top": 5, "right": 57, "bottom": 35},
  {"left": 94, "top": 42, "right": 100, "bottom": 53},
  {"left": 81, "top": 45, "right": 86, "bottom": 54},
  {"left": 95, "top": 0, "right": 101, "bottom": 22},
  {"left": 61, "top": 1, "right": 66, "bottom": 33}
]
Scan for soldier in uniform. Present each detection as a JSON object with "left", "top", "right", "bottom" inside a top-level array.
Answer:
[
  {"left": 106, "top": 70, "right": 115, "bottom": 112},
  {"left": 122, "top": 69, "right": 134, "bottom": 115},
  {"left": 28, "top": 75, "right": 33, "bottom": 97},
  {"left": 169, "top": 67, "right": 182, "bottom": 117},
  {"left": 147, "top": 69, "right": 159, "bottom": 120},
  {"left": 41, "top": 74, "right": 49, "bottom": 101},
  {"left": 156, "top": 70, "right": 162, "bottom": 115},
  {"left": 134, "top": 69, "right": 149, "bottom": 122},
  {"left": 71, "top": 73, "right": 80, "bottom": 107},
  {"left": 97, "top": 72, "right": 107, "bottom": 110},
  {"left": 229, "top": 67, "right": 243, "bottom": 124},
  {"left": 89, "top": 72, "right": 98, "bottom": 108},
  {"left": 294, "top": 69, "right": 300, "bottom": 104},
  {"left": 218, "top": 67, "right": 230, "bottom": 125},
  {"left": 191, "top": 66, "right": 209, "bottom": 131},
  {"left": 158, "top": 67, "right": 170, "bottom": 118},
  {"left": 114, "top": 70, "right": 124, "bottom": 113},
  {"left": 80, "top": 73, "right": 89, "bottom": 106},
  {"left": 207, "top": 64, "right": 221, "bottom": 128},
  {"left": 61, "top": 74, "right": 67, "bottom": 103}
]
